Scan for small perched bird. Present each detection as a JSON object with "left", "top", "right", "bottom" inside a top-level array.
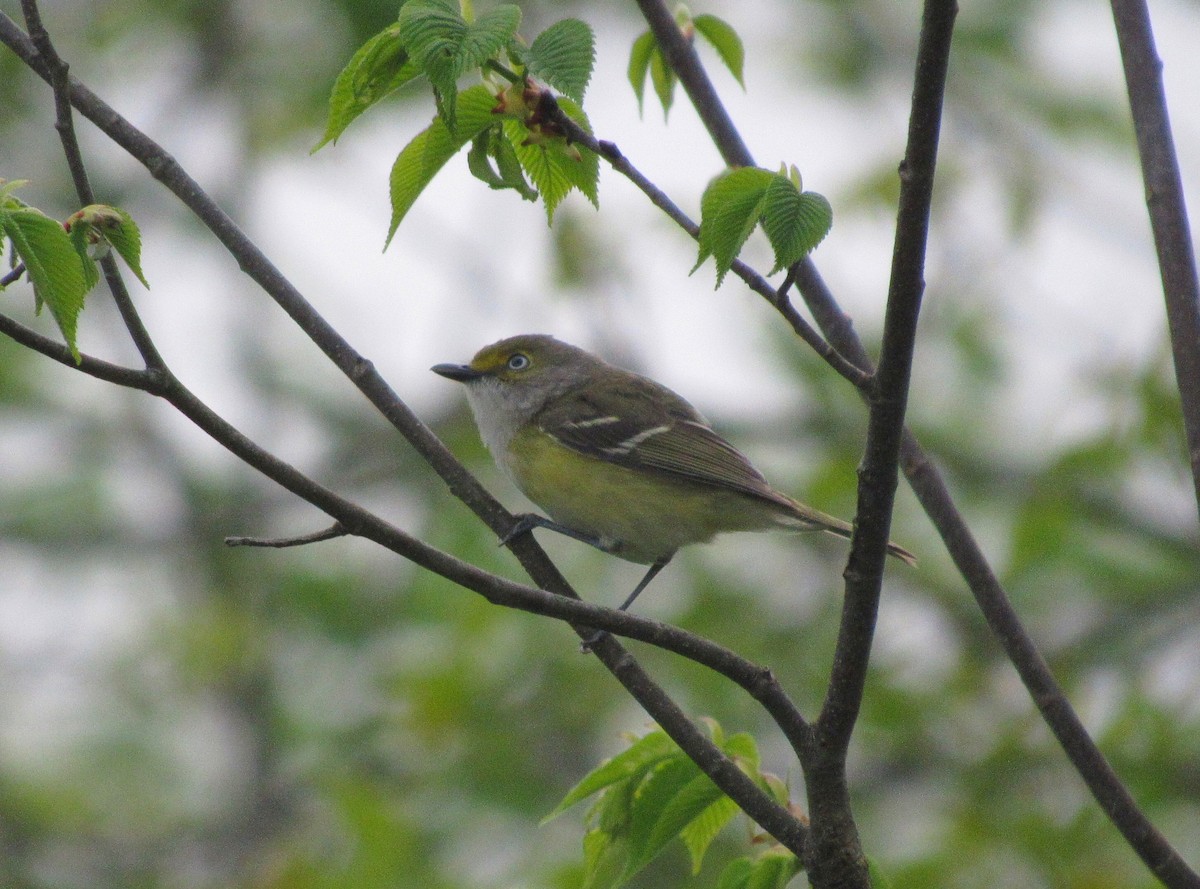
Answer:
[{"left": 433, "top": 334, "right": 915, "bottom": 616}]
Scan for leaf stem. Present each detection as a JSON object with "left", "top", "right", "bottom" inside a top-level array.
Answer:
[{"left": 484, "top": 57, "right": 522, "bottom": 85}]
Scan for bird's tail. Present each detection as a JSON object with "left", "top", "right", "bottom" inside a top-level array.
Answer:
[{"left": 775, "top": 498, "right": 918, "bottom": 567}]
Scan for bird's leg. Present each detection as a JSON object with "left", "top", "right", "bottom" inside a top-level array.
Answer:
[
  {"left": 616, "top": 557, "right": 672, "bottom": 613},
  {"left": 581, "top": 556, "right": 673, "bottom": 651},
  {"left": 499, "top": 513, "right": 606, "bottom": 551}
]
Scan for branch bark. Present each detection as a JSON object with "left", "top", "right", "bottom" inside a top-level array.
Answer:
[{"left": 1109, "top": 0, "right": 1200, "bottom": 520}]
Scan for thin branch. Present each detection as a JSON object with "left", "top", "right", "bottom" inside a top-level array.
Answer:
[
  {"left": 553, "top": 110, "right": 870, "bottom": 389},
  {"left": 1109, "top": 0, "right": 1200, "bottom": 520},
  {"left": 225, "top": 523, "right": 350, "bottom": 548},
  {"left": 1, "top": 263, "right": 26, "bottom": 287}
]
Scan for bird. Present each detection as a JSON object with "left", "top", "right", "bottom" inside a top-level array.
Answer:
[{"left": 433, "top": 334, "right": 915, "bottom": 617}]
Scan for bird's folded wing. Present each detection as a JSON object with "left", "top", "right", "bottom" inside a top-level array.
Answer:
[{"left": 536, "top": 380, "right": 788, "bottom": 504}]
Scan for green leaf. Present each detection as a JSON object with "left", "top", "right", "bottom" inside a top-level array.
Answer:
[
  {"left": 386, "top": 85, "right": 499, "bottom": 246},
  {"left": 760, "top": 176, "right": 833, "bottom": 273},
  {"left": 627, "top": 31, "right": 656, "bottom": 115},
  {"left": 693, "top": 14, "right": 745, "bottom": 87},
  {"left": 527, "top": 19, "right": 595, "bottom": 103},
  {"left": 313, "top": 23, "right": 423, "bottom": 151},
  {"left": 98, "top": 207, "right": 148, "bottom": 288},
  {"left": 681, "top": 795, "right": 741, "bottom": 873},
  {"left": 67, "top": 221, "right": 100, "bottom": 292},
  {"left": 648, "top": 45, "right": 676, "bottom": 119},
  {"left": 745, "top": 848, "right": 803, "bottom": 889},
  {"left": 503, "top": 96, "right": 598, "bottom": 224},
  {"left": 397, "top": 0, "right": 520, "bottom": 131},
  {"left": 466, "top": 129, "right": 537, "bottom": 200},
  {"left": 71, "top": 204, "right": 148, "bottom": 288},
  {"left": 722, "top": 730, "right": 761, "bottom": 771},
  {"left": 694, "top": 166, "right": 774, "bottom": 287},
  {"left": 623, "top": 756, "right": 702, "bottom": 878},
  {"left": 582, "top": 828, "right": 628, "bottom": 889},
  {"left": 1, "top": 206, "right": 89, "bottom": 362},
  {"left": 717, "top": 856, "right": 755, "bottom": 889},
  {"left": 544, "top": 730, "right": 676, "bottom": 821}
]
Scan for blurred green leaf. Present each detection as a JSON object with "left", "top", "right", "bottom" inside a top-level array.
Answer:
[{"left": 527, "top": 18, "right": 595, "bottom": 103}]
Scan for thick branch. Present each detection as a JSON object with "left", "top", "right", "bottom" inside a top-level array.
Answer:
[
  {"left": 632, "top": 0, "right": 1200, "bottom": 886},
  {"left": 1109, "top": 0, "right": 1200, "bottom": 519},
  {"left": 817, "top": 0, "right": 955, "bottom": 755},
  {"left": 797, "top": 4, "right": 956, "bottom": 888}
]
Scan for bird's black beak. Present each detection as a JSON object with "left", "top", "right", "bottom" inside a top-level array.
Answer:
[{"left": 431, "top": 362, "right": 485, "bottom": 382}]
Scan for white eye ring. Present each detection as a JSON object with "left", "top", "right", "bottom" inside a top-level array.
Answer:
[{"left": 507, "top": 353, "right": 530, "bottom": 371}]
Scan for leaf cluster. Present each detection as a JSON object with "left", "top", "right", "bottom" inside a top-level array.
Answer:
[
  {"left": 546, "top": 722, "right": 802, "bottom": 889},
  {"left": 314, "top": 0, "right": 599, "bottom": 241},
  {"left": 0, "top": 179, "right": 145, "bottom": 362},
  {"left": 629, "top": 8, "right": 744, "bottom": 118},
  {"left": 695, "top": 166, "right": 832, "bottom": 286}
]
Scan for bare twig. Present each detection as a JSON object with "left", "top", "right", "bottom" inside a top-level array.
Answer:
[
  {"left": 1110, "top": 0, "right": 1200, "bottom": 521},
  {"left": 225, "top": 523, "right": 350, "bottom": 548},
  {"left": 1, "top": 262, "right": 28, "bottom": 287}
]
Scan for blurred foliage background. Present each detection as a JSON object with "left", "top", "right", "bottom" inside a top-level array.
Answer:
[{"left": 1, "top": 0, "right": 1199, "bottom": 887}]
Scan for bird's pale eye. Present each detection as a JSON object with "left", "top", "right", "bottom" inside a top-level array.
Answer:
[{"left": 507, "top": 353, "right": 530, "bottom": 371}]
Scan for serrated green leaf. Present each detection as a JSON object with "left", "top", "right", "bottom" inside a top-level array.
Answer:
[
  {"left": 627, "top": 31, "right": 656, "bottom": 115},
  {"left": 72, "top": 205, "right": 148, "bottom": 288},
  {"left": 648, "top": 46, "right": 676, "bottom": 119},
  {"left": 681, "top": 795, "right": 741, "bottom": 874},
  {"left": 623, "top": 757, "right": 702, "bottom": 878},
  {"left": 527, "top": 19, "right": 595, "bottom": 103},
  {"left": 0, "top": 178, "right": 31, "bottom": 205},
  {"left": 493, "top": 131, "right": 539, "bottom": 200},
  {"left": 693, "top": 14, "right": 745, "bottom": 87},
  {"left": 467, "top": 129, "right": 537, "bottom": 200},
  {"left": 1, "top": 207, "right": 89, "bottom": 362},
  {"left": 694, "top": 166, "right": 773, "bottom": 287},
  {"left": 545, "top": 730, "right": 676, "bottom": 821},
  {"left": 98, "top": 207, "right": 148, "bottom": 288},
  {"left": 460, "top": 5, "right": 522, "bottom": 70},
  {"left": 760, "top": 175, "right": 832, "bottom": 272},
  {"left": 397, "top": 0, "right": 520, "bottom": 131},
  {"left": 503, "top": 96, "right": 598, "bottom": 224},
  {"left": 582, "top": 828, "right": 628, "bottom": 889},
  {"left": 314, "top": 23, "right": 422, "bottom": 151},
  {"left": 593, "top": 768, "right": 638, "bottom": 836},
  {"left": 639, "top": 771, "right": 725, "bottom": 863},
  {"left": 466, "top": 131, "right": 506, "bottom": 187},
  {"left": 386, "top": 85, "right": 499, "bottom": 246}
]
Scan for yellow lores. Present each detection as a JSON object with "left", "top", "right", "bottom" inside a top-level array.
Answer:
[{"left": 433, "top": 334, "right": 915, "bottom": 614}]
